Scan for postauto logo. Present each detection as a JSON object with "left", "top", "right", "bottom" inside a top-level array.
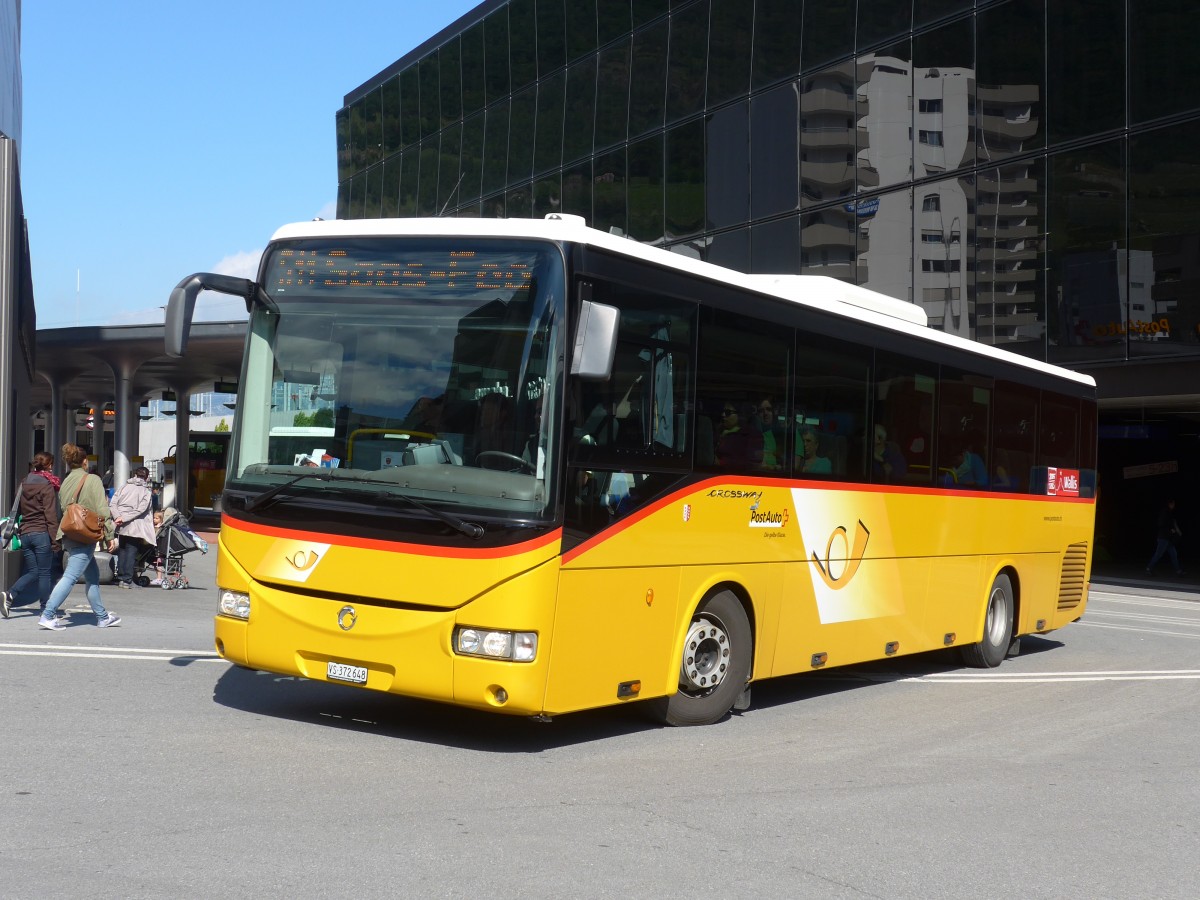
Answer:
[{"left": 748, "top": 507, "right": 789, "bottom": 528}]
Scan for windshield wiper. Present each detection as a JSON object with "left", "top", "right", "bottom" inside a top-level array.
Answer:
[
  {"left": 376, "top": 491, "right": 484, "bottom": 539},
  {"left": 243, "top": 470, "right": 335, "bottom": 512}
]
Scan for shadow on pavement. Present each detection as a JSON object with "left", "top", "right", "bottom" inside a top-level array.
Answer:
[
  {"left": 209, "top": 636, "right": 1070, "bottom": 748},
  {"left": 211, "top": 665, "right": 661, "bottom": 751}
]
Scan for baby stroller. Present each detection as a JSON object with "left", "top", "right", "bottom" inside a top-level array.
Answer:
[{"left": 135, "top": 510, "right": 208, "bottom": 590}]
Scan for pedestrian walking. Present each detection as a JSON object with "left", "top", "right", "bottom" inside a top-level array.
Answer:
[
  {"left": 1, "top": 452, "right": 61, "bottom": 618},
  {"left": 1145, "top": 497, "right": 1184, "bottom": 576},
  {"left": 109, "top": 466, "right": 154, "bottom": 588},
  {"left": 38, "top": 443, "right": 122, "bottom": 630}
]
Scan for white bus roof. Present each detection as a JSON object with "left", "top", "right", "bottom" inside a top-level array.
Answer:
[{"left": 269, "top": 215, "right": 1095, "bottom": 389}]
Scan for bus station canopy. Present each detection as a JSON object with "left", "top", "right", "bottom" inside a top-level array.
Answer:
[{"left": 31, "top": 320, "right": 246, "bottom": 414}]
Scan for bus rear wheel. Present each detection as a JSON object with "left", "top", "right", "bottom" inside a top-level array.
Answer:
[
  {"left": 961, "top": 573, "right": 1014, "bottom": 668},
  {"left": 651, "top": 590, "right": 751, "bottom": 726}
]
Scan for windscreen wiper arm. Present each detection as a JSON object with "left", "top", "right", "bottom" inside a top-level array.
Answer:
[
  {"left": 243, "top": 470, "right": 334, "bottom": 512},
  {"left": 378, "top": 492, "right": 484, "bottom": 539}
]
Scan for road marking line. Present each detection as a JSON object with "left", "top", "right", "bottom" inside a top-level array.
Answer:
[
  {"left": 0, "top": 649, "right": 225, "bottom": 661},
  {"left": 1089, "top": 593, "right": 1200, "bottom": 609},
  {"left": 1076, "top": 621, "right": 1200, "bottom": 639},
  {"left": 821, "top": 670, "right": 1200, "bottom": 684},
  {"left": 1085, "top": 612, "right": 1200, "bottom": 627},
  {"left": 0, "top": 642, "right": 218, "bottom": 656}
]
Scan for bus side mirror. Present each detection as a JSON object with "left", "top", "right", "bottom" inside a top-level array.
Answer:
[
  {"left": 572, "top": 300, "right": 620, "bottom": 381},
  {"left": 166, "top": 273, "right": 259, "bottom": 357}
]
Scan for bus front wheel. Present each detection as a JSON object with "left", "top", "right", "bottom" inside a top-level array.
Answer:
[
  {"left": 961, "top": 573, "right": 1014, "bottom": 668},
  {"left": 651, "top": 590, "right": 752, "bottom": 726}
]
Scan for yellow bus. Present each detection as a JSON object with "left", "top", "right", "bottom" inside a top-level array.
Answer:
[{"left": 167, "top": 215, "right": 1095, "bottom": 726}]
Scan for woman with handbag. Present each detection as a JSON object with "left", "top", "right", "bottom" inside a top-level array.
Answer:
[
  {"left": 0, "top": 452, "right": 61, "bottom": 619},
  {"left": 39, "top": 444, "right": 121, "bottom": 630}
]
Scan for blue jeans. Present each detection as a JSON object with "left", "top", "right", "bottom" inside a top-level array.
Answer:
[
  {"left": 1146, "top": 538, "right": 1181, "bottom": 574},
  {"left": 43, "top": 538, "right": 110, "bottom": 621},
  {"left": 9, "top": 529, "right": 56, "bottom": 608}
]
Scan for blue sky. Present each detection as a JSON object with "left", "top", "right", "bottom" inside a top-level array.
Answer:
[{"left": 22, "top": 0, "right": 480, "bottom": 328}]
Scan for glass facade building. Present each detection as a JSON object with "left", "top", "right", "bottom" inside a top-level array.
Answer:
[{"left": 336, "top": 0, "right": 1200, "bottom": 571}]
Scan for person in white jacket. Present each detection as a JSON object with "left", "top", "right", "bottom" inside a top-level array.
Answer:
[{"left": 109, "top": 467, "right": 155, "bottom": 588}]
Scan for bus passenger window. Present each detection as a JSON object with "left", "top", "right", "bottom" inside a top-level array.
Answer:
[
  {"left": 569, "top": 280, "right": 693, "bottom": 469},
  {"left": 937, "top": 369, "right": 992, "bottom": 488},
  {"left": 993, "top": 381, "right": 1038, "bottom": 493},
  {"left": 874, "top": 354, "right": 935, "bottom": 485},
  {"left": 697, "top": 309, "right": 788, "bottom": 475},
  {"left": 793, "top": 334, "right": 870, "bottom": 482}
]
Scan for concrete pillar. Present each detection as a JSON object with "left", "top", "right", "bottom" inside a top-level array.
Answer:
[
  {"left": 173, "top": 387, "right": 192, "bottom": 513},
  {"left": 112, "top": 360, "right": 138, "bottom": 490},
  {"left": 48, "top": 381, "right": 68, "bottom": 464},
  {"left": 90, "top": 398, "right": 108, "bottom": 480}
]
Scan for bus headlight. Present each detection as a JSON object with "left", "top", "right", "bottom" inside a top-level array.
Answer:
[
  {"left": 454, "top": 627, "right": 537, "bottom": 662},
  {"left": 218, "top": 589, "right": 251, "bottom": 619}
]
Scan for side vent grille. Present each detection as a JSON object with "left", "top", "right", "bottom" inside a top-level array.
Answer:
[{"left": 1057, "top": 542, "right": 1089, "bottom": 611}]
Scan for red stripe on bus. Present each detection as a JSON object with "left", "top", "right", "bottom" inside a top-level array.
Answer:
[
  {"left": 221, "top": 512, "right": 562, "bottom": 559},
  {"left": 560, "top": 474, "right": 1094, "bottom": 565}
]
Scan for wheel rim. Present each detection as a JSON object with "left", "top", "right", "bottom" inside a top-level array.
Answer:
[
  {"left": 984, "top": 584, "right": 1009, "bottom": 647},
  {"left": 679, "top": 616, "right": 731, "bottom": 693}
]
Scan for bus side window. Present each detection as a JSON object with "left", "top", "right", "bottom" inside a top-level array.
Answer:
[
  {"left": 936, "top": 369, "right": 993, "bottom": 489},
  {"left": 1036, "top": 392, "right": 1081, "bottom": 494},
  {"left": 993, "top": 381, "right": 1038, "bottom": 493},
  {"left": 874, "top": 353, "right": 935, "bottom": 485},
  {"left": 793, "top": 334, "right": 870, "bottom": 482},
  {"left": 697, "top": 309, "right": 788, "bottom": 475},
  {"left": 569, "top": 279, "right": 694, "bottom": 469}
]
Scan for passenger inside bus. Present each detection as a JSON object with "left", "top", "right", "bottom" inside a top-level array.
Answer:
[
  {"left": 715, "top": 401, "right": 763, "bottom": 469},
  {"left": 872, "top": 423, "right": 908, "bottom": 482},
  {"left": 754, "top": 398, "right": 784, "bottom": 470},
  {"left": 992, "top": 449, "right": 1021, "bottom": 491},
  {"left": 949, "top": 439, "right": 988, "bottom": 487},
  {"left": 796, "top": 426, "right": 832, "bottom": 475}
]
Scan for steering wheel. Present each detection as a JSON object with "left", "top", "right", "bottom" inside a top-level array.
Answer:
[{"left": 475, "top": 451, "right": 535, "bottom": 474}]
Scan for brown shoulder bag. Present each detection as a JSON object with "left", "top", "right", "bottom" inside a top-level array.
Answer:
[{"left": 61, "top": 476, "right": 105, "bottom": 543}]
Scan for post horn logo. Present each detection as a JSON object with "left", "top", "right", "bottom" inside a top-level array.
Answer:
[
  {"left": 338, "top": 606, "right": 357, "bottom": 631},
  {"left": 286, "top": 549, "right": 320, "bottom": 572},
  {"left": 813, "top": 520, "right": 870, "bottom": 590}
]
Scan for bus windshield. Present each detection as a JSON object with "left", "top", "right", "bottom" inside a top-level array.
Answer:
[{"left": 227, "top": 238, "right": 565, "bottom": 523}]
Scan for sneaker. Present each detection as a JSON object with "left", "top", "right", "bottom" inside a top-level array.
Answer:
[
  {"left": 149, "top": 579, "right": 162, "bottom": 586},
  {"left": 1, "top": 590, "right": 10, "bottom": 618},
  {"left": 38, "top": 616, "right": 65, "bottom": 631},
  {"left": 116, "top": 582, "right": 133, "bottom": 590},
  {"left": 96, "top": 613, "right": 121, "bottom": 628}
]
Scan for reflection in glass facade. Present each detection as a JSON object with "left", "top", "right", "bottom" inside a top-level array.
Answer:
[
  {"left": 338, "top": 0, "right": 1200, "bottom": 567},
  {"left": 339, "top": 0, "right": 1200, "bottom": 365}
]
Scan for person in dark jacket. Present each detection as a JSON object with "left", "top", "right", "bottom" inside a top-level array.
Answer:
[
  {"left": 1, "top": 452, "right": 61, "bottom": 618},
  {"left": 1145, "top": 498, "right": 1184, "bottom": 576}
]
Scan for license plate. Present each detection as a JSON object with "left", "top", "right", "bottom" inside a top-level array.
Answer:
[{"left": 326, "top": 661, "right": 368, "bottom": 684}]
